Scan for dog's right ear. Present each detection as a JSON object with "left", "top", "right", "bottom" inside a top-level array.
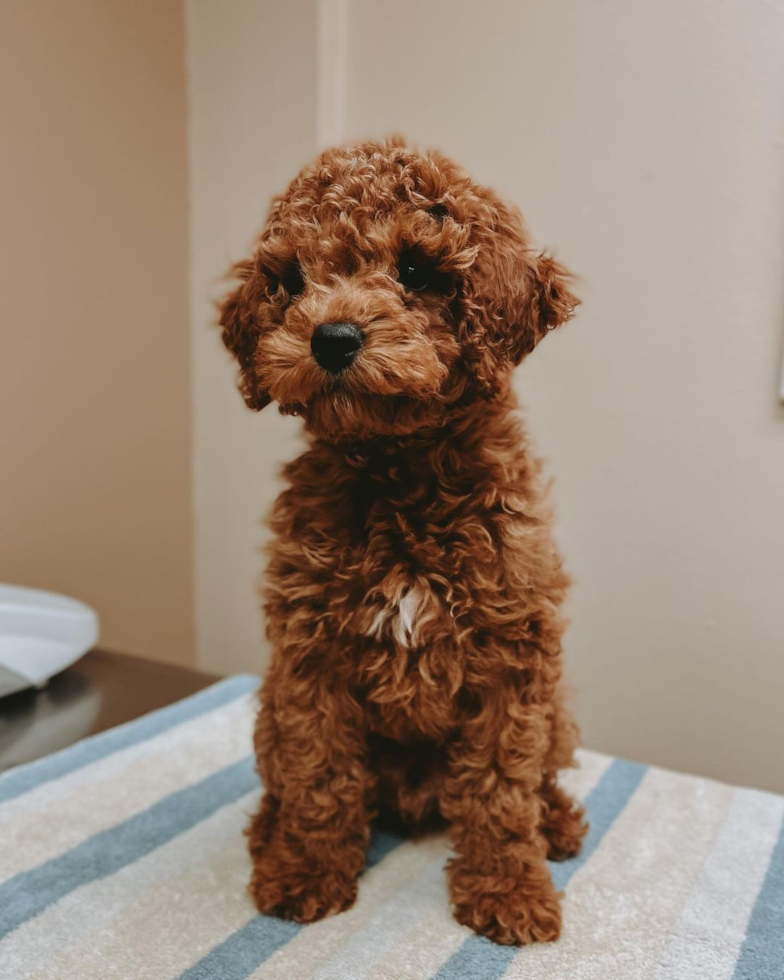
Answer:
[{"left": 218, "top": 259, "right": 270, "bottom": 411}]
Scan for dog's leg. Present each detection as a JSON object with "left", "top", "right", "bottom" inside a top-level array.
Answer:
[
  {"left": 441, "top": 683, "right": 562, "bottom": 946},
  {"left": 539, "top": 695, "right": 588, "bottom": 861},
  {"left": 539, "top": 773, "right": 587, "bottom": 861},
  {"left": 246, "top": 659, "right": 371, "bottom": 923}
]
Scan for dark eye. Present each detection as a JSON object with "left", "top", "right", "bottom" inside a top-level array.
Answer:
[
  {"left": 281, "top": 260, "right": 305, "bottom": 298},
  {"left": 427, "top": 203, "right": 449, "bottom": 221},
  {"left": 398, "top": 248, "right": 435, "bottom": 292}
]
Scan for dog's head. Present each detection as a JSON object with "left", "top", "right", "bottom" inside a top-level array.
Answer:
[{"left": 220, "top": 137, "right": 578, "bottom": 440}]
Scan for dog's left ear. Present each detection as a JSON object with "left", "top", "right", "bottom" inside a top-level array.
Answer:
[
  {"left": 459, "top": 200, "right": 579, "bottom": 390},
  {"left": 518, "top": 250, "right": 580, "bottom": 361}
]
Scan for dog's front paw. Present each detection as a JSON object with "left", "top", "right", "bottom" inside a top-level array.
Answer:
[
  {"left": 449, "top": 862, "right": 562, "bottom": 945},
  {"left": 249, "top": 855, "right": 358, "bottom": 923}
]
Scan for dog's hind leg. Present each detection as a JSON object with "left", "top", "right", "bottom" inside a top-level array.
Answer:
[
  {"left": 539, "top": 773, "right": 587, "bottom": 861},
  {"left": 539, "top": 695, "right": 587, "bottom": 861}
]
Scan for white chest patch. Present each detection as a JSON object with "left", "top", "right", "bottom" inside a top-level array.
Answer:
[{"left": 366, "top": 581, "right": 434, "bottom": 649}]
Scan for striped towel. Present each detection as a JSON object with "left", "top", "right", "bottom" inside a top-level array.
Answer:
[{"left": 1, "top": 676, "right": 782, "bottom": 980}]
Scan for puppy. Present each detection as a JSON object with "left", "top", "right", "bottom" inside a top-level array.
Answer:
[{"left": 219, "top": 137, "right": 587, "bottom": 945}]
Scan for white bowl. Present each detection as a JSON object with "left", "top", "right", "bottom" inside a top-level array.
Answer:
[{"left": 0, "top": 585, "right": 99, "bottom": 697}]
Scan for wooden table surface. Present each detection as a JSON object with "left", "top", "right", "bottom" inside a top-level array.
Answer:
[{"left": 0, "top": 649, "right": 221, "bottom": 773}]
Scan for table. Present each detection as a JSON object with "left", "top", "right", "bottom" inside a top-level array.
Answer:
[{"left": 0, "top": 648, "right": 220, "bottom": 773}]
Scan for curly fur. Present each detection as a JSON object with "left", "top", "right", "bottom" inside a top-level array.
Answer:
[{"left": 219, "top": 137, "right": 587, "bottom": 945}]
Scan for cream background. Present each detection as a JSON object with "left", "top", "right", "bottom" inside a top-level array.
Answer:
[
  {"left": 1, "top": 0, "right": 194, "bottom": 665},
  {"left": 186, "top": 0, "right": 784, "bottom": 792}
]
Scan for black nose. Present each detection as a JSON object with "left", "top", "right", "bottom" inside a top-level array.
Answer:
[{"left": 310, "top": 322, "right": 363, "bottom": 373}]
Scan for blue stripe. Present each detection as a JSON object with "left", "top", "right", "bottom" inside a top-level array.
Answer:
[
  {"left": 550, "top": 759, "right": 648, "bottom": 891},
  {"left": 431, "top": 759, "right": 649, "bottom": 980},
  {"left": 731, "top": 809, "right": 784, "bottom": 980},
  {"left": 365, "top": 827, "right": 406, "bottom": 868},
  {"left": 178, "top": 826, "right": 406, "bottom": 980},
  {"left": 179, "top": 915, "right": 300, "bottom": 980},
  {"left": 0, "top": 674, "right": 259, "bottom": 805},
  {"left": 0, "top": 755, "right": 258, "bottom": 939}
]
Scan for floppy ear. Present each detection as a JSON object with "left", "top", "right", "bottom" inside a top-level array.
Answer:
[
  {"left": 519, "top": 251, "right": 580, "bottom": 360},
  {"left": 218, "top": 259, "right": 270, "bottom": 411},
  {"left": 459, "top": 201, "right": 579, "bottom": 391}
]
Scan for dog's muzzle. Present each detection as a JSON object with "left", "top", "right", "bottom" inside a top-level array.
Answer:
[{"left": 311, "top": 322, "right": 363, "bottom": 374}]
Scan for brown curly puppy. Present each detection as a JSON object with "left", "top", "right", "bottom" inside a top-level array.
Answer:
[{"left": 219, "top": 136, "right": 587, "bottom": 946}]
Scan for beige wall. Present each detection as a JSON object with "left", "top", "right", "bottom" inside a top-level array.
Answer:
[
  {"left": 1, "top": 0, "right": 194, "bottom": 665},
  {"left": 189, "top": 1, "right": 784, "bottom": 792}
]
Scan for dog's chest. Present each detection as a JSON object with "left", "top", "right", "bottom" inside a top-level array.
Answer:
[
  {"left": 346, "top": 499, "right": 488, "bottom": 741},
  {"left": 272, "top": 443, "right": 544, "bottom": 740}
]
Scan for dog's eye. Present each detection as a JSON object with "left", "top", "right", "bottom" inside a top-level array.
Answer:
[
  {"left": 281, "top": 261, "right": 306, "bottom": 298},
  {"left": 398, "top": 249, "right": 435, "bottom": 292},
  {"left": 427, "top": 203, "right": 449, "bottom": 221}
]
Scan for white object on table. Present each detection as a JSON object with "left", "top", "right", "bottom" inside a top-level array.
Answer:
[{"left": 0, "top": 585, "right": 99, "bottom": 697}]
